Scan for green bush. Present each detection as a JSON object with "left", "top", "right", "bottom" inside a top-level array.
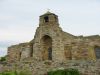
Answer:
[
  {"left": 0, "top": 56, "right": 6, "bottom": 62},
  {"left": 48, "top": 68, "right": 80, "bottom": 75}
]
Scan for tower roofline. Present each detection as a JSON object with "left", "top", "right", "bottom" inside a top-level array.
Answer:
[{"left": 40, "top": 11, "right": 58, "bottom": 17}]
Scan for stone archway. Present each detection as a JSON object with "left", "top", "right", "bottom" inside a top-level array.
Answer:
[{"left": 41, "top": 35, "right": 52, "bottom": 60}]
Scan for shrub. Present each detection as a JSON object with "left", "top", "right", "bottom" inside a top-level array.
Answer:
[
  {"left": 0, "top": 56, "right": 6, "bottom": 62},
  {"left": 48, "top": 68, "right": 80, "bottom": 75}
]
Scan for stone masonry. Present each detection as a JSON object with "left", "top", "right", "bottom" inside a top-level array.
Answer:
[{"left": 5, "top": 11, "right": 100, "bottom": 75}]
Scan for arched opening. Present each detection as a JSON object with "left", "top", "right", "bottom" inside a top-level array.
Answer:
[
  {"left": 41, "top": 35, "right": 52, "bottom": 60},
  {"left": 44, "top": 16, "right": 49, "bottom": 22},
  {"left": 94, "top": 46, "right": 100, "bottom": 59}
]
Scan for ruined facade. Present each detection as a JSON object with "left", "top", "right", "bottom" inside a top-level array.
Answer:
[
  {"left": 6, "top": 11, "right": 100, "bottom": 75},
  {"left": 2, "top": 12, "right": 100, "bottom": 75}
]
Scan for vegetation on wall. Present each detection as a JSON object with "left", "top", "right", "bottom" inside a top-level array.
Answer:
[{"left": 47, "top": 68, "right": 80, "bottom": 75}]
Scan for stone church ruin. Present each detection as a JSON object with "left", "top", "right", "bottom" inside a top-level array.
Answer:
[{"left": 5, "top": 11, "right": 100, "bottom": 75}]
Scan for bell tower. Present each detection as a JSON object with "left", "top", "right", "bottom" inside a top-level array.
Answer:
[
  {"left": 39, "top": 11, "right": 59, "bottom": 26},
  {"left": 32, "top": 11, "right": 65, "bottom": 62}
]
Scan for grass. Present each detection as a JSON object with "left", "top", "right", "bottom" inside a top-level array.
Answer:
[
  {"left": 0, "top": 70, "right": 32, "bottom": 75},
  {"left": 0, "top": 68, "right": 80, "bottom": 75}
]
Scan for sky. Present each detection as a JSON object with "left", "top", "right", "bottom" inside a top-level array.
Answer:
[{"left": 0, "top": 0, "right": 100, "bottom": 57}]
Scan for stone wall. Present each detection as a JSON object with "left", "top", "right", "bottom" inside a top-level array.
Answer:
[
  {"left": 0, "top": 64, "right": 3, "bottom": 72},
  {"left": 7, "top": 43, "right": 33, "bottom": 62},
  {"left": 2, "top": 60, "right": 100, "bottom": 75}
]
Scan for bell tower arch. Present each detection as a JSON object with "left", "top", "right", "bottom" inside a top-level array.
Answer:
[{"left": 39, "top": 11, "right": 59, "bottom": 26}]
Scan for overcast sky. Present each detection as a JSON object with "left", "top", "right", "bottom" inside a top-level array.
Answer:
[{"left": 0, "top": 0, "right": 100, "bottom": 57}]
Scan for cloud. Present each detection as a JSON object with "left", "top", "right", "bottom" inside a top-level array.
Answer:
[
  {"left": 0, "top": 15, "right": 16, "bottom": 23},
  {"left": 0, "top": 0, "right": 100, "bottom": 56},
  {"left": 0, "top": 40, "right": 19, "bottom": 57},
  {"left": 0, "top": 47, "right": 7, "bottom": 57}
]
